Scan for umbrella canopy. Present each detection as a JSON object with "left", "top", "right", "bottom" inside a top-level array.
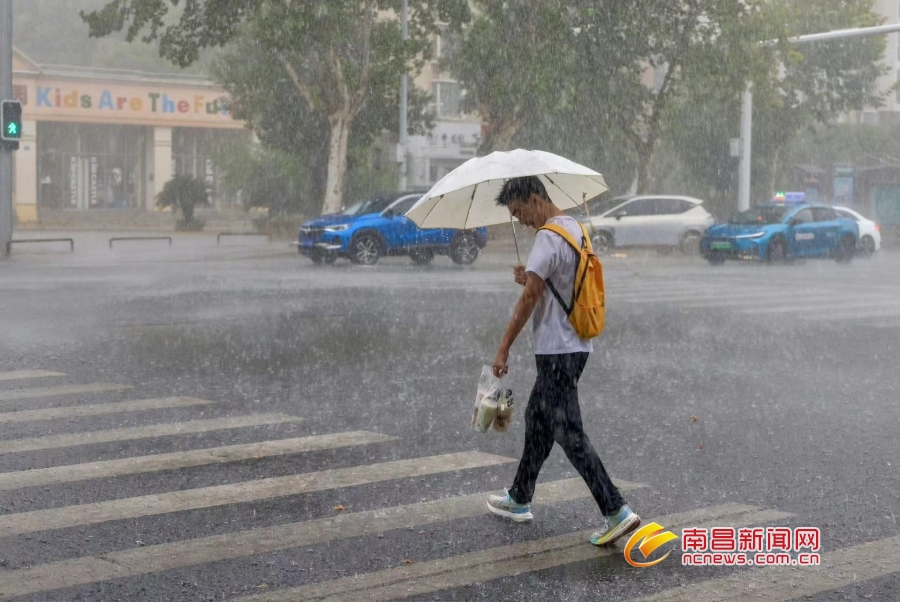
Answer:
[{"left": 405, "top": 149, "right": 610, "bottom": 229}]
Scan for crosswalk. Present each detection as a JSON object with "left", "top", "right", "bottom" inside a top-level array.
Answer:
[{"left": 0, "top": 370, "right": 896, "bottom": 601}]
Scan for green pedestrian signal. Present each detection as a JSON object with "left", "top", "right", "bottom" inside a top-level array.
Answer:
[{"left": 1, "top": 100, "right": 23, "bottom": 143}]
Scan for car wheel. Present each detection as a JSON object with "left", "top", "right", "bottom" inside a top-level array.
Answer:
[
  {"left": 706, "top": 252, "right": 726, "bottom": 266},
  {"left": 859, "top": 235, "right": 876, "bottom": 258},
  {"left": 680, "top": 231, "right": 702, "bottom": 256},
  {"left": 835, "top": 235, "right": 855, "bottom": 264},
  {"left": 350, "top": 233, "right": 381, "bottom": 265},
  {"left": 409, "top": 248, "right": 435, "bottom": 265},
  {"left": 767, "top": 237, "right": 787, "bottom": 263},
  {"left": 450, "top": 232, "right": 480, "bottom": 265},
  {"left": 591, "top": 231, "right": 612, "bottom": 255}
]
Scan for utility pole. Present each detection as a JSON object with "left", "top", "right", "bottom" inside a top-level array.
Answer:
[
  {"left": 738, "top": 22, "right": 900, "bottom": 212},
  {"left": 398, "top": 0, "right": 408, "bottom": 192},
  {"left": 0, "top": 0, "right": 12, "bottom": 256}
]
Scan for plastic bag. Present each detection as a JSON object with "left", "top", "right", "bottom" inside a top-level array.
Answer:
[
  {"left": 472, "top": 365, "right": 514, "bottom": 433},
  {"left": 492, "top": 387, "right": 514, "bottom": 432}
]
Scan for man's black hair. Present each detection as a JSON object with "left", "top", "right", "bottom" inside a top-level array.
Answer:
[{"left": 495, "top": 176, "right": 550, "bottom": 207}]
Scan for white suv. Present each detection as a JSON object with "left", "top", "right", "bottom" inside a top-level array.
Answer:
[{"left": 569, "top": 195, "right": 715, "bottom": 255}]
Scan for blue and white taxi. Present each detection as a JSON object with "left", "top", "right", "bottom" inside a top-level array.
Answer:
[{"left": 700, "top": 195, "right": 859, "bottom": 265}]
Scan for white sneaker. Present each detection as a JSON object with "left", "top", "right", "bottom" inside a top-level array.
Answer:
[{"left": 486, "top": 490, "right": 533, "bottom": 522}]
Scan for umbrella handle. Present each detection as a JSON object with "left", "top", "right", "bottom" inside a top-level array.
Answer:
[
  {"left": 509, "top": 213, "right": 521, "bottom": 263},
  {"left": 581, "top": 192, "right": 597, "bottom": 236}
]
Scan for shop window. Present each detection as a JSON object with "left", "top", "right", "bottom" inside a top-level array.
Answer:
[{"left": 36, "top": 122, "right": 140, "bottom": 210}]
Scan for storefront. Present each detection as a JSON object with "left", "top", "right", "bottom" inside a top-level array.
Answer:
[{"left": 11, "top": 49, "right": 247, "bottom": 223}]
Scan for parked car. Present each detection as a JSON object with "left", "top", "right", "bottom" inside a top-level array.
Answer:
[
  {"left": 833, "top": 206, "right": 881, "bottom": 257},
  {"left": 699, "top": 203, "right": 859, "bottom": 265},
  {"left": 567, "top": 195, "right": 714, "bottom": 255},
  {"left": 297, "top": 192, "right": 488, "bottom": 266}
]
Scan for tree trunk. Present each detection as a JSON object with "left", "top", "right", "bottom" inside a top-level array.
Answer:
[
  {"left": 321, "top": 114, "right": 353, "bottom": 215},
  {"left": 634, "top": 141, "right": 655, "bottom": 195},
  {"left": 490, "top": 122, "right": 521, "bottom": 152}
]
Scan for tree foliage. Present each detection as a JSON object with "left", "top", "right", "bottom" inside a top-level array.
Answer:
[
  {"left": 450, "top": 1, "right": 777, "bottom": 193},
  {"left": 82, "top": 0, "right": 469, "bottom": 214},
  {"left": 658, "top": 0, "right": 889, "bottom": 209},
  {"left": 447, "top": 0, "right": 573, "bottom": 152},
  {"left": 13, "top": 0, "right": 209, "bottom": 72},
  {"left": 212, "top": 23, "right": 432, "bottom": 215},
  {"left": 156, "top": 174, "right": 210, "bottom": 226}
]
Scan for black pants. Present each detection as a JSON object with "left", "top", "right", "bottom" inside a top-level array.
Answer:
[{"left": 508, "top": 352, "right": 626, "bottom": 516}]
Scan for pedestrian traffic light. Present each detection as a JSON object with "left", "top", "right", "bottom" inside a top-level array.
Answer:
[{"left": 1, "top": 100, "right": 23, "bottom": 145}]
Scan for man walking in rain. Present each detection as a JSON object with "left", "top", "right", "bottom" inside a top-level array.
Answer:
[{"left": 487, "top": 176, "right": 641, "bottom": 546}]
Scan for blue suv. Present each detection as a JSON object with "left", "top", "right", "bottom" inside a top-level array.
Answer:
[
  {"left": 700, "top": 203, "right": 859, "bottom": 265},
  {"left": 297, "top": 192, "right": 488, "bottom": 266}
]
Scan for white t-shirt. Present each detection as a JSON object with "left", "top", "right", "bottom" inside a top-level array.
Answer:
[{"left": 525, "top": 215, "right": 593, "bottom": 355}]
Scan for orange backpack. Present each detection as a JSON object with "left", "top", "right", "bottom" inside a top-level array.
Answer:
[{"left": 537, "top": 222, "right": 606, "bottom": 339}]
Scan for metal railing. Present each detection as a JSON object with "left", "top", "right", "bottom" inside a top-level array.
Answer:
[
  {"left": 109, "top": 236, "right": 172, "bottom": 249},
  {"left": 7, "top": 238, "right": 74, "bottom": 253},
  {"left": 217, "top": 232, "right": 272, "bottom": 245}
]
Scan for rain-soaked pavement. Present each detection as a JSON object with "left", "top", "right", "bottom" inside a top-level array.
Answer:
[{"left": 0, "top": 231, "right": 898, "bottom": 601}]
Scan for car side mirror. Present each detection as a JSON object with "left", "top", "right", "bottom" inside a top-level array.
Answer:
[
  {"left": 788, "top": 218, "right": 799, "bottom": 227},
  {"left": 614, "top": 211, "right": 627, "bottom": 221}
]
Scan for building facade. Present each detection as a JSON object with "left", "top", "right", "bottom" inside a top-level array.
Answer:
[
  {"left": 10, "top": 49, "right": 247, "bottom": 224},
  {"left": 405, "top": 27, "right": 482, "bottom": 190}
]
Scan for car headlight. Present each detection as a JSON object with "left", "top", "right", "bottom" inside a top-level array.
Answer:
[
  {"left": 735, "top": 232, "right": 766, "bottom": 239},
  {"left": 324, "top": 224, "right": 350, "bottom": 232}
]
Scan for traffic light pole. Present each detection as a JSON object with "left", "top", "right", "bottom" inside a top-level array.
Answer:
[
  {"left": 738, "top": 22, "right": 900, "bottom": 212},
  {"left": 0, "top": 0, "right": 12, "bottom": 256}
]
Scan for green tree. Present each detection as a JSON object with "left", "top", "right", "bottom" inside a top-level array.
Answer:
[
  {"left": 82, "top": 0, "right": 469, "bottom": 214},
  {"left": 448, "top": 1, "right": 774, "bottom": 194},
  {"left": 211, "top": 24, "right": 431, "bottom": 215},
  {"left": 447, "top": 0, "right": 574, "bottom": 152},
  {"left": 656, "top": 0, "right": 888, "bottom": 209},
  {"left": 156, "top": 174, "right": 210, "bottom": 228},
  {"left": 571, "top": 0, "right": 780, "bottom": 194},
  {"left": 752, "top": 0, "right": 888, "bottom": 201},
  {"left": 214, "top": 141, "right": 315, "bottom": 218}
]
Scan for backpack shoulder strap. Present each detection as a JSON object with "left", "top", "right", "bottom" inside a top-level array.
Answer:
[
  {"left": 538, "top": 223, "right": 584, "bottom": 255},
  {"left": 536, "top": 222, "right": 589, "bottom": 316}
]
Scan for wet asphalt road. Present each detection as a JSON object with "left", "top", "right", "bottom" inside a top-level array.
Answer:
[{"left": 0, "top": 232, "right": 898, "bottom": 601}]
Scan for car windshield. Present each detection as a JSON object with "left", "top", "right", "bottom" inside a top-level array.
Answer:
[
  {"left": 728, "top": 205, "right": 789, "bottom": 225},
  {"left": 341, "top": 196, "right": 393, "bottom": 216}
]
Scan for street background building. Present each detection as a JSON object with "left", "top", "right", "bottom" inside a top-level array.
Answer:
[
  {"left": 10, "top": 48, "right": 246, "bottom": 225},
  {"left": 406, "top": 25, "right": 482, "bottom": 190}
]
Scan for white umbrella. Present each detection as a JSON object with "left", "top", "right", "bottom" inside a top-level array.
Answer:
[{"left": 405, "top": 149, "right": 609, "bottom": 260}]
